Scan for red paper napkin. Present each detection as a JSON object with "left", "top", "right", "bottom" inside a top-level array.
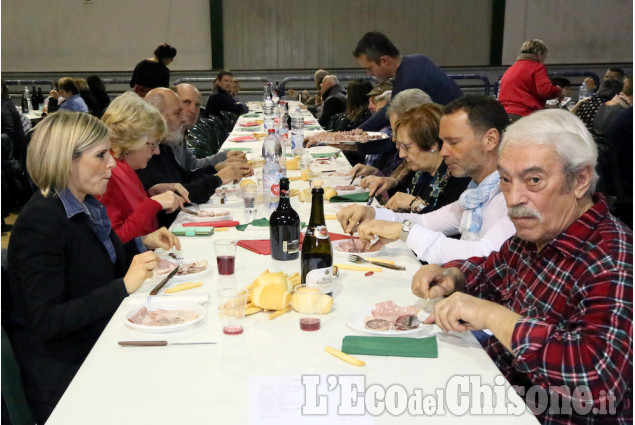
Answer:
[
  {"left": 240, "top": 122, "right": 260, "bottom": 127},
  {"left": 182, "top": 220, "right": 239, "bottom": 228},
  {"left": 237, "top": 233, "right": 357, "bottom": 256},
  {"left": 230, "top": 136, "right": 255, "bottom": 142},
  {"left": 237, "top": 240, "right": 271, "bottom": 255}
]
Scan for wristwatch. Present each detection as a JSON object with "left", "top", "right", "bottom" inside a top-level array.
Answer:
[
  {"left": 400, "top": 219, "right": 415, "bottom": 242},
  {"left": 410, "top": 197, "right": 428, "bottom": 214}
]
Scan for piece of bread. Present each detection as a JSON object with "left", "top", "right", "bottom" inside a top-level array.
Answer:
[
  {"left": 252, "top": 284, "right": 291, "bottom": 311},
  {"left": 286, "top": 157, "right": 300, "bottom": 170},
  {"left": 291, "top": 289, "right": 333, "bottom": 314}
]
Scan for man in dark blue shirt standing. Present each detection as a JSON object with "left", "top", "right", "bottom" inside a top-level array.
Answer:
[{"left": 353, "top": 31, "right": 462, "bottom": 131}]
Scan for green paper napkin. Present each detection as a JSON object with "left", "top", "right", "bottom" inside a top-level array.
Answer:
[
  {"left": 242, "top": 113, "right": 261, "bottom": 117},
  {"left": 311, "top": 152, "right": 339, "bottom": 159},
  {"left": 342, "top": 335, "right": 438, "bottom": 358},
  {"left": 171, "top": 227, "right": 214, "bottom": 236},
  {"left": 221, "top": 147, "right": 252, "bottom": 152},
  {"left": 329, "top": 192, "right": 370, "bottom": 203},
  {"left": 239, "top": 126, "right": 260, "bottom": 131},
  {"left": 305, "top": 126, "right": 322, "bottom": 130},
  {"left": 236, "top": 218, "right": 269, "bottom": 231}
]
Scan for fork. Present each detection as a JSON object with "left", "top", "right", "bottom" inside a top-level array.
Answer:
[
  {"left": 347, "top": 254, "right": 405, "bottom": 271},
  {"left": 168, "top": 251, "right": 184, "bottom": 266}
]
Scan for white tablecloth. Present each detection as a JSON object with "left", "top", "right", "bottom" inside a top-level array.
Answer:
[{"left": 45, "top": 106, "right": 538, "bottom": 425}]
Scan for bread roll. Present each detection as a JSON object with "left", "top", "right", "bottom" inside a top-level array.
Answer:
[{"left": 252, "top": 284, "right": 291, "bottom": 311}]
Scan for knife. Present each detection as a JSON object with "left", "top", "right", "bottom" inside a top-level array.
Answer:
[
  {"left": 361, "top": 259, "right": 406, "bottom": 271},
  {"left": 149, "top": 266, "right": 180, "bottom": 295},
  {"left": 349, "top": 170, "right": 357, "bottom": 185},
  {"left": 180, "top": 207, "right": 198, "bottom": 216},
  {"left": 118, "top": 341, "right": 216, "bottom": 347}
]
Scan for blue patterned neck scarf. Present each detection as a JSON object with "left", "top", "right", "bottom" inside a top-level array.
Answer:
[{"left": 458, "top": 171, "right": 501, "bottom": 240}]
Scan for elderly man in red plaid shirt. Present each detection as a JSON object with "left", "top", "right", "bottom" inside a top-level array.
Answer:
[{"left": 413, "top": 109, "right": 632, "bottom": 425}]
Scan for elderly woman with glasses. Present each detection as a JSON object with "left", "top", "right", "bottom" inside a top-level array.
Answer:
[
  {"left": 98, "top": 92, "right": 191, "bottom": 243},
  {"left": 362, "top": 104, "right": 469, "bottom": 213},
  {"left": 7, "top": 111, "right": 180, "bottom": 423}
]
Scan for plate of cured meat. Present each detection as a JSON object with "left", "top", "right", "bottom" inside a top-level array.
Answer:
[
  {"left": 332, "top": 239, "right": 383, "bottom": 257},
  {"left": 333, "top": 185, "right": 367, "bottom": 196},
  {"left": 124, "top": 302, "right": 206, "bottom": 333},
  {"left": 154, "top": 258, "right": 211, "bottom": 281},
  {"left": 346, "top": 300, "right": 438, "bottom": 336},
  {"left": 183, "top": 208, "right": 232, "bottom": 222}
]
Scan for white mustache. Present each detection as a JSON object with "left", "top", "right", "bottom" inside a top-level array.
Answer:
[{"left": 507, "top": 205, "right": 544, "bottom": 222}]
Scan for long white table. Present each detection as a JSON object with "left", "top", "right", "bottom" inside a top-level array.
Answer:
[{"left": 45, "top": 104, "right": 538, "bottom": 425}]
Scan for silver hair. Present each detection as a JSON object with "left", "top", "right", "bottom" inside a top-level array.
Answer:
[
  {"left": 386, "top": 89, "right": 432, "bottom": 117},
  {"left": 500, "top": 109, "right": 598, "bottom": 196}
]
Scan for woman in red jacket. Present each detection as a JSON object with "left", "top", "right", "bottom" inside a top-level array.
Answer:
[
  {"left": 498, "top": 39, "right": 562, "bottom": 121},
  {"left": 99, "top": 92, "right": 190, "bottom": 242}
]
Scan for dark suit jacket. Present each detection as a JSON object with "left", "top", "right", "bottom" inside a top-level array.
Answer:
[
  {"left": 6, "top": 191, "right": 134, "bottom": 423},
  {"left": 136, "top": 144, "right": 222, "bottom": 227}
]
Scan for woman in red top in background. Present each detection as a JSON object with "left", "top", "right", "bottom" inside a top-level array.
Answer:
[
  {"left": 99, "top": 91, "right": 190, "bottom": 242},
  {"left": 498, "top": 39, "right": 562, "bottom": 122}
]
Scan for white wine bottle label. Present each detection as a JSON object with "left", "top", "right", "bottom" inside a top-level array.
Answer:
[
  {"left": 305, "top": 267, "right": 335, "bottom": 293},
  {"left": 314, "top": 225, "right": 329, "bottom": 240},
  {"left": 283, "top": 240, "right": 299, "bottom": 254}
]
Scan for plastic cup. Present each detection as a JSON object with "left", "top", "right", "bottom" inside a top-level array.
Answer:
[
  {"left": 214, "top": 239, "right": 237, "bottom": 276},
  {"left": 241, "top": 184, "right": 257, "bottom": 222},
  {"left": 218, "top": 288, "right": 247, "bottom": 335},
  {"left": 294, "top": 285, "right": 324, "bottom": 332}
]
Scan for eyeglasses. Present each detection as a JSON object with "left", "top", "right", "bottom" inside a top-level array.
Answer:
[
  {"left": 395, "top": 139, "right": 415, "bottom": 152},
  {"left": 146, "top": 142, "right": 160, "bottom": 150}
]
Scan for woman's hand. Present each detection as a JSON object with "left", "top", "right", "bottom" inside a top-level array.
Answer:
[
  {"left": 360, "top": 176, "right": 398, "bottom": 197},
  {"left": 148, "top": 183, "right": 191, "bottom": 204},
  {"left": 150, "top": 190, "right": 184, "bottom": 213},
  {"left": 386, "top": 192, "right": 416, "bottom": 212},
  {"left": 141, "top": 227, "right": 181, "bottom": 251},
  {"left": 123, "top": 251, "right": 159, "bottom": 294},
  {"left": 350, "top": 163, "right": 378, "bottom": 178}
]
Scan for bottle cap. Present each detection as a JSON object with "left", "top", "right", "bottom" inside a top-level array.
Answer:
[
  {"left": 311, "top": 179, "right": 324, "bottom": 189},
  {"left": 268, "top": 128, "right": 275, "bottom": 134}
]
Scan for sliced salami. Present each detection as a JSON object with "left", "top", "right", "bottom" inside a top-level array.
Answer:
[{"left": 365, "top": 318, "right": 391, "bottom": 331}]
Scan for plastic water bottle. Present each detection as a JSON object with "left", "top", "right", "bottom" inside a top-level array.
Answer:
[
  {"left": 290, "top": 106, "right": 305, "bottom": 156},
  {"left": 263, "top": 94, "right": 275, "bottom": 130},
  {"left": 579, "top": 82, "right": 588, "bottom": 101},
  {"left": 277, "top": 101, "right": 290, "bottom": 147},
  {"left": 262, "top": 129, "right": 286, "bottom": 213}
]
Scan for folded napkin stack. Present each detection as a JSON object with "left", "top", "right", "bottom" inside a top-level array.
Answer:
[
  {"left": 182, "top": 220, "right": 240, "bottom": 228},
  {"left": 342, "top": 335, "right": 438, "bottom": 358},
  {"left": 329, "top": 192, "right": 370, "bottom": 203},
  {"left": 171, "top": 227, "right": 214, "bottom": 236}
]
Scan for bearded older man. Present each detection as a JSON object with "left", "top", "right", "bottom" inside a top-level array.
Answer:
[
  {"left": 136, "top": 88, "right": 251, "bottom": 227},
  {"left": 413, "top": 109, "right": 632, "bottom": 425},
  {"left": 172, "top": 83, "right": 246, "bottom": 171}
]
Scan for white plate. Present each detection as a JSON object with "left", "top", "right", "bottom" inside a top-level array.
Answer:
[
  {"left": 184, "top": 209, "right": 232, "bottom": 222},
  {"left": 323, "top": 171, "right": 351, "bottom": 178},
  {"left": 154, "top": 258, "right": 211, "bottom": 282},
  {"left": 124, "top": 302, "right": 206, "bottom": 333},
  {"left": 346, "top": 307, "right": 438, "bottom": 337},
  {"left": 332, "top": 239, "right": 383, "bottom": 257},
  {"left": 333, "top": 186, "right": 366, "bottom": 196},
  {"left": 309, "top": 146, "right": 341, "bottom": 158}
]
